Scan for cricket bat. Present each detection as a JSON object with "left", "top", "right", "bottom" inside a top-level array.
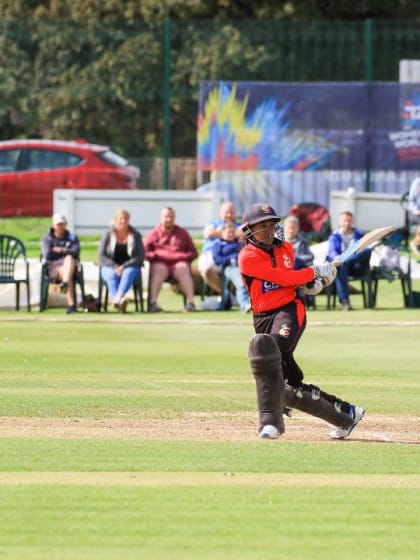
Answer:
[{"left": 332, "top": 225, "right": 397, "bottom": 267}]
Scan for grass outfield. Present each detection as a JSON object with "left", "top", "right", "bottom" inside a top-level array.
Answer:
[{"left": 0, "top": 281, "right": 419, "bottom": 559}]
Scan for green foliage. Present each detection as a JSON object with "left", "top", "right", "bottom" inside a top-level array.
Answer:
[
  {"left": 0, "top": 14, "right": 418, "bottom": 157},
  {"left": 39, "top": 29, "right": 165, "bottom": 155},
  {"left": 0, "top": 1, "right": 417, "bottom": 21}
]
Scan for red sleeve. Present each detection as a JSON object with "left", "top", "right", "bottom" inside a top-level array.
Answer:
[{"left": 239, "top": 243, "right": 315, "bottom": 286}]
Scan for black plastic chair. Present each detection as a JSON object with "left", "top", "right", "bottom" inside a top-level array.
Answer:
[
  {"left": 39, "top": 258, "right": 85, "bottom": 311},
  {"left": 325, "top": 272, "right": 373, "bottom": 309},
  {"left": 98, "top": 266, "right": 144, "bottom": 312},
  {"left": 0, "top": 234, "right": 31, "bottom": 311}
]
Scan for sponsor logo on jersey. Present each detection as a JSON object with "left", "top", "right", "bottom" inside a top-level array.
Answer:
[{"left": 261, "top": 280, "right": 280, "bottom": 293}]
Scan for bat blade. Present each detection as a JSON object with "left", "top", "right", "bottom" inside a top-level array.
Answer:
[{"left": 332, "top": 226, "right": 397, "bottom": 267}]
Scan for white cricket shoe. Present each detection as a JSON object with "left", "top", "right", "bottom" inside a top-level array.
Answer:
[
  {"left": 329, "top": 406, "right": 365, "bottom": 440},
  {"left": 259, "top": 425, "right": 279, "bottom": 439}
]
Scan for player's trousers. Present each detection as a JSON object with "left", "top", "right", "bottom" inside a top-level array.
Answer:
[
  {"left": 252, "top": 297, "right": 353, "bottom": 418},
  {"left": 253, "top": 298, "right": 306, "bottom": 387}
]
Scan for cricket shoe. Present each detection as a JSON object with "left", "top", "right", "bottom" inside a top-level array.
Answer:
[
  {"left": 259, "top": 425, "right": 279, "bottom": 439},
  {"left": 329, "top": 405, "right": 365, "bottom": 440}
]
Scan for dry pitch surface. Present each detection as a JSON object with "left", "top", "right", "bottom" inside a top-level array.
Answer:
[
  {"left": 1, "top": 413, "right": 418, "bottom": 488},
  {"left": 0, "top": 412, "right": 418, "bottom": 444}
]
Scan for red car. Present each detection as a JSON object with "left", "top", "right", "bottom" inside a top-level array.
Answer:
[{"left": 0, "top": 139, "right": 140, "bottom": 217}]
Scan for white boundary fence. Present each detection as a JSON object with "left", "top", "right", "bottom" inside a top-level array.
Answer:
[
  {"left": 53, "top": 189, "right": 225, "bottom": 237},
  {"left": 329, "top": 190, "right": 407, "bottom": 231}
]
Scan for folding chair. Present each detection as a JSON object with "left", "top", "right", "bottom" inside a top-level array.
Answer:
[{"left": 325, "top": 271, "right": 373, "bottom": 309}]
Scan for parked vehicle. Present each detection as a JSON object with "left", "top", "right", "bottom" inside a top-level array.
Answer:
[{"left": 0, "top": 139, "right": 140, "bottom": 217}]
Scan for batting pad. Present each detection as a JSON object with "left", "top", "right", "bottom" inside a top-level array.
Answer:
[{"left": 248, "top": 334, "right": 285, "bottom": 435}]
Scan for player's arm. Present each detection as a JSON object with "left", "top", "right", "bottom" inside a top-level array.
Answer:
[
  {"left": 239, "top": 250, "right": 315, "bottom": 287},
  {"left": 240, "top": 249, "right": 336, "bottom": 287}
]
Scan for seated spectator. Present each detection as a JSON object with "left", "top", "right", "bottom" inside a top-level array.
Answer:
[
  {"left": 408, "top": 177, "right": 420, "bottom": 224},
  {"left": 283, "top": 215, "right": 314, "bottom": 269},
  {"left": 410, "top": 224, "right": 420, "bottom": 258},
  {"left": 42, "top": 213, "right": 80, "bottom": 314},
  {"left": 212, "top": 222, "right": 250, "bottom": 313},
  {"left": 144, "top": 207, "right": 198, "bottom": 312},
  {"left": 197, "top": 201, "right": 242, "bottom": 294},
  {"left": 98, "top": 209, "right": 144, "bottom": 313},
  {"left": 327, "top": 211, "right": 371, "bottom": 311}
]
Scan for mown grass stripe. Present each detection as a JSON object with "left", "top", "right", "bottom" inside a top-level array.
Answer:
[{"left": 1, "top": 472, "right": 420, "bottom": 488}]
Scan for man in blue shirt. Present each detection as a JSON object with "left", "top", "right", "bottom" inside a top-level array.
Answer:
[
  {"left": 327, "top": 211, "right": 371, "bottom": 310},
  {"left": 197, "top": 201, "right": 242, "bottom": 294},
  {"left": 212, "top": 222, "right": 250, "bottom": 312}
]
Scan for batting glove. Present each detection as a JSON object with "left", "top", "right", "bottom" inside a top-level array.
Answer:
[
  {"left": 312, "top": 262, "right": 337, "bottom": 287},
  {"left": 302, "top": 277, "right": 323, "bottom": 296}
]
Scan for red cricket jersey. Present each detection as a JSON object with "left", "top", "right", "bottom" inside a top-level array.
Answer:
[{"left": 238, "top": 241, "right": 316, "bottom": 314}]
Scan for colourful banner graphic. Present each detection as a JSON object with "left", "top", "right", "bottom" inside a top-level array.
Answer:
[{"left": 197, "top": 81, "right": 420, "bottom": 172}]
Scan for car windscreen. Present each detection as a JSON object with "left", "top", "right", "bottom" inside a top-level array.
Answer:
[{"left": 98, "top": 150, "right": 129, "bottom": 168}]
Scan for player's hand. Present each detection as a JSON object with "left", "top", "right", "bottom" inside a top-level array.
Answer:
[
  {"left": 312, "top": 262, "right": 337, "bottom": 286},
  {"left": 302, "top": 278, "right": 323, "bottom": 295}
]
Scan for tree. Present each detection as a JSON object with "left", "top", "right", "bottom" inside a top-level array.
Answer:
[{"left": 0, "top": 3, "right": 418, "bottom": 159}]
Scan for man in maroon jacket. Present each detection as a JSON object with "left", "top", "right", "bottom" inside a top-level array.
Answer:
[
  {"left": 144, "top": 207, "right": 198, "bottom": 312},
  {"left": 238, "top": 202, "right": 365, "bottom": 440}
]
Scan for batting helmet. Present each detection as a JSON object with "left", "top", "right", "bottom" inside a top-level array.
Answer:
[
  {"left": 242, "top": 203, "right": 281, "bottom": 227},
  {"left": 242, "top": 203, "right": 283, "bottom": 250}
]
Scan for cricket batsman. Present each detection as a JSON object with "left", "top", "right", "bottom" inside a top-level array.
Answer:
[{"left": 238, "top": 203, "right": 365, "bottom": 440}]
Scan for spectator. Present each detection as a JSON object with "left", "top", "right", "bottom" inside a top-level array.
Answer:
[
  {"left": 197, "top": 201, "right": 242, "bottom": 294},
  {"left": 327, "top": 211, "right": 371, "bottom": 311},
  {"left": 212, "top": 222, "right": 250, "bottom": 312},
  {"left": 144, "top": 207, "right": 198, "bottom": 312},
  {"left": 98, "top": 209, "right": 144, "bottom": 313},
  {"left": 42, "top": 213, "right": 80, "bottom": 314},
  {"left": 284, "top": 215, "right": 316, "bottom": 308},
  {"left": 283, "top": 215, "right": 314, "bottom": 269},
  {"left": 410, "top": 224, "right": 420, "bottom": 258}
]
